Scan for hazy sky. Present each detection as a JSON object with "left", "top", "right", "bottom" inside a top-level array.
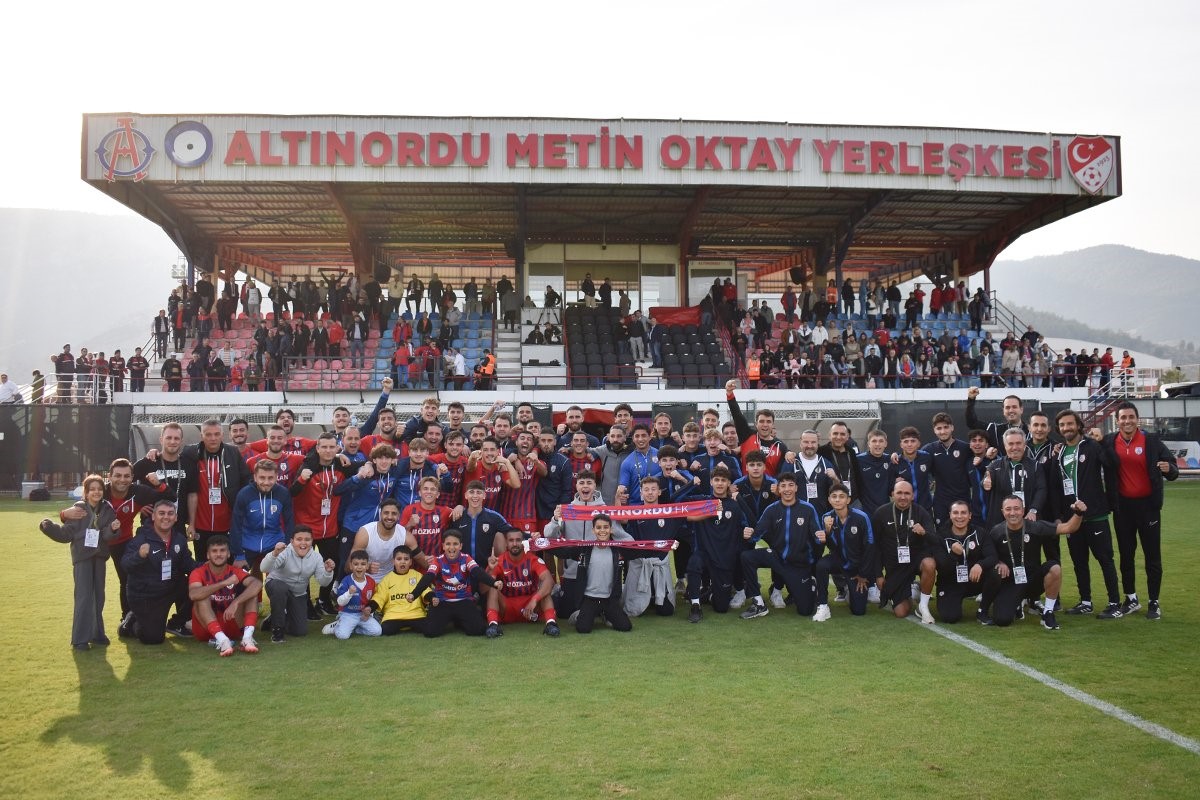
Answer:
[{"left": 3, "top": 0, "right": 1198, "bottom": 261}]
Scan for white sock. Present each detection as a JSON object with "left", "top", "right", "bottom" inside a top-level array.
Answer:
[
  {"left": 919, "top": 592, "right": 931, "bottom": 610},
  {"left": 1044, "top": 598, "right": 1056, "bottom": 612},
  {"left": 691, "top": 600, "right": 701, "bottom": 607},
  {"left": 215, "top": 632, "right": 231, "bottom": 647},
  {"left": 243, "top": 625, "right": 255, "bottom": 640},
  {"left": 1127, "top": 593, "right": 1138, "bottom": 602}
]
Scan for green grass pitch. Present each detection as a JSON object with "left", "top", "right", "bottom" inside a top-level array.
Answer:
[{"left": 2, "top": 485, "right": 1199, "bottom": 799}]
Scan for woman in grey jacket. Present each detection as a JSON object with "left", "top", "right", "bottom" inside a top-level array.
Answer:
[{"left": 40, "top": 475, "right": 120, "bottom": 650}]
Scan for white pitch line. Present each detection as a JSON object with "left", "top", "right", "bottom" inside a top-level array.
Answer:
[{"left": 912, "top": 618, "right": 1200, "bottom": 756}]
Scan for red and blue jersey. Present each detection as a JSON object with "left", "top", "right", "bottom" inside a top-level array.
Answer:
[
  {"left": 335, "top": 574, "right": 376, "bottom": 613},
  {"left": 428, "top": 453, "right": 468, "bottom": 507},
  {"left": 492, "top": 550, "right": 549, "bottom": 598},
  {"left": 465, "top": 461, "right": 506, "bottom": 510},
  {"left": 246, "top": 451, "right": 306, "bottom": 488},
  {"left": 498, "top": 457, "right": 540, "bottom": 523},
  {"left": 401, "top": 503, "right": 453, "bottom": 560},
  {"left": 189, "top": 564, "right": 250, "bottom": 629},
  {"left": 426, "top": 554, "right": 481, "bottom": 602}
]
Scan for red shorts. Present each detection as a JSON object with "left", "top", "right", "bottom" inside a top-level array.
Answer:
[
  {"left": 192, "top": 616, "right": 241, "bottom": 642},
  {"left": 498, "top": 593, "right": 539, "bottom": 624}
]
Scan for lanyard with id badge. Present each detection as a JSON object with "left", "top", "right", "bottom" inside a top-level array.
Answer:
[
  {"left": 81, "top": 504, "right": 101, "bottom": 548},
  {"left": 1060, "top": 446, "right": 1078, "bottom": 499},
  {"left": 1008, "top": 530, "right": 1028, "bottom": 584},
  {"left": 894, "top": 507, "right": 913, "bottom": 564},
  {"left": 804, "top": 462, "right": 821, "bottom": 501},
  {"left": 320, "top": 466, "right": 335, "bottom": 516},
  {"left": 953, "top": 533, "right": 974, "bottom": 583},
  {"left": 206, "top": 457, "right": 224, "bottom": 506}
]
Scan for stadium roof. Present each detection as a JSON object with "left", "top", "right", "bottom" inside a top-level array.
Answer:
[{"left": 82, "top": 115, "right": 1121, "bottom": 283}]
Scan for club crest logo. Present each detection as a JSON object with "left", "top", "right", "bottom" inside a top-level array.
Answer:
[
  {"left": 95, "top": 117, "right": 155, "bottom": 182},
  {"left": 1066, "top": 136, "right": 1114, "bottom": 195}
]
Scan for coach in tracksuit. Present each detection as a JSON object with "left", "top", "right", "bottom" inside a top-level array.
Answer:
[
  {"left": 122, "top": 499, "right": 196, "bottom": 644},
  {"left": 1096, "top": 401, "right": 1179, "bottom": 619},
  {"left": 1048, "top": 410, "right": 1122, "bottom": 617}
]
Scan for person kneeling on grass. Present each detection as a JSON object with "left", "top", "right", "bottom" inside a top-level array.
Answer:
[
  {"left": 871, "top": 480, "right": 938, "bottom": 624},
  {"left": 406, "top": 530, "right": 502, "bottom": 637},
  {"left": 739, "top": 472, "right": 820, "bottom": 622},
  {"left": 259, "top": 526, "right": 336, "bottom": 644},
  {"left": 977, "top": 495, "right": 1087, "bottom": 630},
  {"left": 814, "top": 484, "right": 875, "bottom": 621},
  {"left": 188, "top": 535, "right": 263, "bottom": 656},
  {"left": 370, "top": 545, "right": 431, "bottom": 636},
  {"left": 484, "top": 529, "right": 560, "bottom": 638},
  {"left": 122, "top": 500, "right": 196, "bottom": 645},
  {"left": 323, "top": 550, "right": 382, "bottom": 639},
  {"left": 686, "top": 466, "right": 753, "bottom": 623},
  {"left": 932, "top": 500, "right": 992, "bottom": 624},
  {"left": 39, "top": 474, "right": 121, "bottom": 650},
  {"left": 547, "top": 514, "right": 676, "bottom": 634}
]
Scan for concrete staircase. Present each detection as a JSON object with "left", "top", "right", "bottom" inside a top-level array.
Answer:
[{"left": 494, "top": 326, "right": 522, "bottom": 389}]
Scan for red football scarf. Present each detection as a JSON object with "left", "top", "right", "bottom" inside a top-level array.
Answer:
[
  {"left": 560, "top": 499, "right": 718, "bottom": 521},
  {"left": 530, "top": 537, "right": 676, "bottom": 553}
]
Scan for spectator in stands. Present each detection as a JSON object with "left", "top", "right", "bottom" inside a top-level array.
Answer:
[
  {"left": 262, "top": 355, "right": 279, "bottom": 392},
  {"left": 545, "top": 323, "right": 562, "bottom": 345},
  {"left": 782, "top": 285, "right": 797, "bottom": 324},
  {"left": 0, "top": 373, "right": 20, "bottom": 404},
  {"left": 886, "top": 280, "right": 902, "bottom": 319},
  {"left": 292, "top": 320, "right": 311, "bottom": 366},
  {"left": 841, "top": 278, "right": 855, "bottom": 316},
  {"left": 347, "top": 306, "right": 369, "bottom": 368},
  {"left": 327, "top": 318, "right": 344, "bottom": 357},
  {"left": 482, "top": 279, "right": 496, "bottom": 315},
  {"left": 613, "top": 316, "right": 631, "bottom": 358},
  {"left": 246, "top": 281, "right": 262, "bottom": 322},
  {"left": 622, "top": 310, "right": 645, "bottom": 362},
  {"left": 207, "top": 355, "right": 228, "bottom": 391},
  {"left": 598, "top": 277, "right": 613, "bottom": 308},
  {"left": 648, "top": 317, "right": 664, "bottom": 368},
  {"left": 393, "top": 338, "right": 415, "bottom": 388},
  {"left": 152, "top": 310, "right": 170, "bottom": 358},
  {"left": 427, "top": 273, "right": 444, "bottom": 315},
  {"left": 444, "top": 305, "right": 462, "bottom": 341},
  {"left": 463, "top": 277, "right": 479, "bottom": 316},
  {"left": 618, "top": 289, "right": 632, "bottom": 318},
  {"left": 475, "top": 349, "right": 496, "bottom": 390},
  {"left": 406, "top": 275, "right": 424, "bottom": 315},
  {"left": 941, "top": 353, "right": 962, "bottom": 387},
  {"left": 501, "top": 288, "right": 521, "bottom": 332}
]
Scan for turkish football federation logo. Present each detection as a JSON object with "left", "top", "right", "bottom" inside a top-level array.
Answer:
[
  {"left": 1066, "top": 136, "right": 1114, "bottom": 195},
  {"left": 95, "top": 117, "right": 155, "bottom": 182}
]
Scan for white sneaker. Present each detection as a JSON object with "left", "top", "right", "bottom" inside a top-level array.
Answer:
[
  {"left": 321, "top": 622, "right": 336, "bottom": 635},
  {"left": 867, "top": 586, "right": 881, "bottom": 604},
  {"left": 918, "top": 606, "right": 935, "bottom": 625},
  {"left": 216, "top": 638, "right": 234, "bottom": 657},
  {"left": 730, "top": 589, "right": 747, "bottom": 609},
  {"left": 769, "top": 588, "right": 786, "bottom": 609},
  {"left": 910, "top": 584, "right": 920, "bottom": 602},
  {"left": 812, "top": 604, "right": 832, "bottom": 622}
]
